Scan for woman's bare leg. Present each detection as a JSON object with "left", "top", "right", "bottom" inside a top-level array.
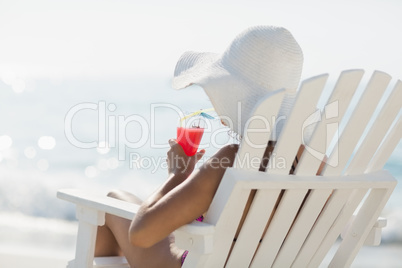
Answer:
[
  {"left": 95, "top": 221, "right": 122, "bottom": 256},
  {"left": 95, "top": 190, "right": 183, "bottom": 268},
  {"left": 95, "top": 190, "right": 141, "bottom": 257}
]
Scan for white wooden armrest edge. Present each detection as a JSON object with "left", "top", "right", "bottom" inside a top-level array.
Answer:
[
  {"left": 93, "top": 256, "right": 130, "bottom": 267},
  {"left": 57, "top": 188, "right": 139, "bottom": 220},
  {"left": 174, "top": 221, "right": 215, "bottom": 254},
  {"left": 69, "top": 257, "right": 130, "bottom": 268},
  {"left": 175, "top": 221, "right": 215, "bottom": 236},
  {"left": 373, "top": 217, "right": 387, "bottom": 228},
  {"left": 341, "top": 215, "right": 387, "bottom": 246}
]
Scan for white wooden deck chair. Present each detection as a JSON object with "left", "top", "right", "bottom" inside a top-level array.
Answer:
[{"left": 58, "top": 69, "right": 400, "bottom": 268}]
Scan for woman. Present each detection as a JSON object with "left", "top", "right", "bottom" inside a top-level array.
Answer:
[{"left": 95, "top": 25, "right": 304, "bottom": 267}]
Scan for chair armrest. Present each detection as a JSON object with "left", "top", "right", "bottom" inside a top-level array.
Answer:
[
  {"left": 57, "top": 189, "right": 140, "bottom": 220},
  {"left": 174, "top": 221, "right": 216, "bottom": 254},
  {"left": 341, "top": 215, "right": 387, "bottom": 246},
  {"left": 58, "top": 188, "right": 216, "bottom": 254},
  {"left": 176, "top": 221, "right": 216, "bottom": 236}
]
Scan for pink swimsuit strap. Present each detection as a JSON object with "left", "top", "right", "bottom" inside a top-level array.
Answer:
[{"left": 181, "top": 250, "right": 189, "bottom": 266}]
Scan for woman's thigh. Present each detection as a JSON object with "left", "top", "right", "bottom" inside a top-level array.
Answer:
[{"left": 104, "top": 190, "right": 182, "bottom": 268}]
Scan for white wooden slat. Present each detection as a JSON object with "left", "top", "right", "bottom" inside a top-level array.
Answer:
[
  {"left": 93, "top": 256, "right": 129, "bottom": 268},
  {"left": 235, "top": 89, "right": 285, "bottom": 171},
  {"left": 330, "top": 187, "right": 396, "bottom": 267},
  {"left": 323, "top": 71, "right": 392, "bottom": 175},
  {"left": 182, "top": 251, "right": 208, "bottom": 268},
  {"left": 291, "top": 189, "right": 353, "bottom": 267},
  {"left": 366, "top": 117, "right": 402, "bottom": 172},
  {"left": 203, "top": 176, "right": 251, "bottom": 268},
  {"left": 74, "top": 222, "right": 98, "bottom": 268},
  {"left": 174, "top": 221, "right": 215, "bottom": 237},
  {"left": 272, "top": 189, "right": 333, "bottom": 268},
  {"left": 174, "top": 229, "right": 214, "bottom": 256},
  {"left": 250, "top": 189, "right": 308, "bottom": 268},
  {"left": 225, "top": 189, "right": 281, "bottom": 268},
  {"left": 308, "top": 189, "right": 368, "bottom": 267},
  {"left": 74, "top": 206, "right": 105, "bottom": 268},
  {"left": 204, "top": 172, "right": 248, "bottom": 224},
  {"left": 267, "top": 74, "right": 329, "bottom": 174},
  {"left": 295, "top": 70, "right": 364, "bottom": 175},
  {"left": 346, "top": 80, "right": 402, "bottom": 175},
  {"left": 224, "top": 168, "right": 395, "bottom": 191}
]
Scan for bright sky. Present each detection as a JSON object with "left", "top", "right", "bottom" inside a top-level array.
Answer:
[{"left": 0, "top": 0, "right": 401, "bottom": 80}]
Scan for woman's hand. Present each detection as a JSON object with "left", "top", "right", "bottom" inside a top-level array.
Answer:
[
  {"left": 167, "top": 139, "right": 205, "bottom": 178},
  {"left": 130, "top": 143, "right": 237, "bottom": 248}
]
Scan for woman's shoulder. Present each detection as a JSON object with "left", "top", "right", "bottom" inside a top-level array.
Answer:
[
  {"left": 201, "top": 144, "right": 239, "bottom": 172},
  {"left": 216, "top": 143, "right": 239, "bottom": 156}
]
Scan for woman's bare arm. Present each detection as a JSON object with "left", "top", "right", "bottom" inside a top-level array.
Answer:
[{"left": 129, "top": 141, "right": 238, "bottom": 248}]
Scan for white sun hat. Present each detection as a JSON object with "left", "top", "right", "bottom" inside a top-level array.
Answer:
[{"left": 172, "top": 25, "right": 303, "bottom": 140}]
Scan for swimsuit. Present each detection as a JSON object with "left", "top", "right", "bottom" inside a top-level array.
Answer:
[
  {"left": 181, "top": 250, "right": 188, "bottom": 266},
  {"left": 181, "top": 215, "right": 204, "bottom": 266}
]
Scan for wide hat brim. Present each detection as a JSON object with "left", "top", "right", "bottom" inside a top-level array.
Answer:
[{"left": 172, "top": 26, "right": 303, "bottom": 138}]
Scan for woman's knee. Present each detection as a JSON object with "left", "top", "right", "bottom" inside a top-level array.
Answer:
[
  {"left": 107, "top": 189, "right": 126, "bottom": 200},
  {"left": 107, "top": 189, "right": 143, "bottom": 205}
]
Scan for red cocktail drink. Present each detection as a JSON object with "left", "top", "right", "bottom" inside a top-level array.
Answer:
[{"left": 177, "top": 127, "right": 204, "bottom": 156}]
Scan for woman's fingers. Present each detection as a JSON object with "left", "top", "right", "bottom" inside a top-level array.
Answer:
[
  {"left": 195, "top": 149, "right": 206, "bottom": 161},
  {"left": 168, "top": 139, "right": 178, "bottom": 147},
  {"left": 167, "top": 139, "right": 181, "bottom": 155}
]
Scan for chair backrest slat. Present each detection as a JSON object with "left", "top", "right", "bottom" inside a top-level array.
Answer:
[
  {"left": 330, "top": 187, "right": 396, "bottom": 267},
  {"left": 291, "top": 188, "right": 355, "bottom": 267},
  {"left": 366, "top": 116, "right": 402, "bottom": 173},
  {"left": 330, "top": 188, "right": 393, "bottom": 267},
  {"left": 197, "top": 170, "right": 396, "bottom": 268},
  {"left": 250, "top": 189, "right": 308, "bottom": 267},
  {"left": 225, "top": 189, "right": 281, "bottom": 268},
  {"left": 203, "top": 176, "right": 251, "bottom": 268},
  {"left": 267, "top": 74, "right": 328, "bottom": 175},
  {"left": 197, "top": 71, "right": 398, "bottom": 268},
  {"left": 323, "top": 71, "right": 392, "bottom": 175},
  {"left": 235, "top": 90, "right": 285, "bottom": 171},
  {"left": 295, "top": 70, "right": 364, "bottom": 175},
  {"left": 346, "top": 80, "right": 402, "bottom": 175},
  {"left": 205, "top": 89, "right": 285, "bottom": 267},
  {"left": 272, "top": 188, "right": 333, "bottom": 267},
  {"left": 308, "top": 188, "right": 367, "bottom": 267}
]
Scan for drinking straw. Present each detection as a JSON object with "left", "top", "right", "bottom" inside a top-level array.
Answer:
[{"left": 179, "top": 108, "right": 215, "bottom": 127}]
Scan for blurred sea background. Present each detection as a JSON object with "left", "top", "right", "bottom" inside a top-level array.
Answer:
[{"left": 0, "top": 0, "right": 401, "bottom": 266}]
